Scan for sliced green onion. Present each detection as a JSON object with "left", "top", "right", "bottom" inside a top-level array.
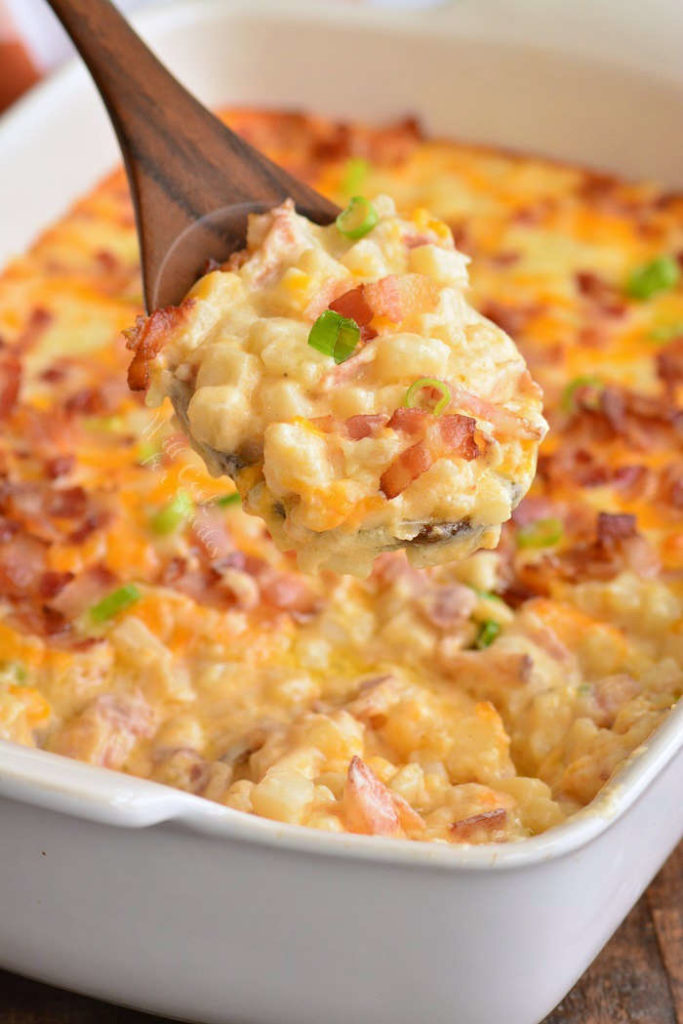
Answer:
[
  {"left": 0, "top": 660, "right": 28, "bottom": 684},
  {"left": 560, "top": 375, "right": 603, "bottom": 414},
  {"left": 90, "top": 584, "right": 141, "bottom": 623},
  {"left": 475, "top": 620, "right": 501, "bottom": 650},
  {"left": 149, "top": 490, "right": 194, "bottom": 535},
  {"left": 517, "top": 516, "right": 564, "bottom": 550},
  {"left": 341, "top": 157, "right": 369, "bottom": 197},
  {"left": 474, "top": 589, "right": 506, "bottom": 604},
  {"left": 336, "top": 196, "right": 379, "bottom": 240},
  {"left": 649, "top": 322, "right": 683, "bottom": 343},
  {"left": 404, "top": 378, "right": 452, "bottom": 416},
  {"left": 215, "top": 492, "right": 241, "bottom": 507},
  {"left": 577, "top": 683, "right": 592, "bottom": 696},
  {"left": 308, "top": 310, "right": 360, "bottom": 364},
  {"left": 626, "top": 255, "right": 680, "bottom": 300}
]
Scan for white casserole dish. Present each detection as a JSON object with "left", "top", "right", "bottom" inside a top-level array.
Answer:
[{"left": 0, "top": 2, "right": 682, "bottom": 1022}]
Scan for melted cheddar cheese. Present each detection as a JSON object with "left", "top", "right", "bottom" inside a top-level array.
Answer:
[{"left": 0, "top": 110, "right": 681, "bottom": 845}]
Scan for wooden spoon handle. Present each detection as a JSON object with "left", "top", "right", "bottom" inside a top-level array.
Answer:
[{"left": 45, "top": 0, "right": 337, "bottom": 307}]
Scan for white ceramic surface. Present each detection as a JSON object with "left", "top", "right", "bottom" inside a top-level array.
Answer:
[{"left": 0, "top": 3, "right": 682, "bottom": 1022}]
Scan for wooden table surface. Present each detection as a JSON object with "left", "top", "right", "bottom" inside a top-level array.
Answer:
[{"left": 2, "top": 843, "right": 680, "bottom": 1024}]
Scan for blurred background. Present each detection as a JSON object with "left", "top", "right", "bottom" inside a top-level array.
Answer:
[{"left": 0, "top": 0, "right": 447, "bottom": 113}]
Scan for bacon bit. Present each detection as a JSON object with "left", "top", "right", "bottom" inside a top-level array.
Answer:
[
  {"left": 451, "top": 808, "right": 507, "bottom": 842},
  {"left": 364, "top": 273, "right": 440, "bottom": 323},
  {"left": 343, "top": 756, "right": 402, "bottom": 837},
  {"left": 612, "top": 464, "right": 655, "bottom": 501},
  {"left": 657, "top": 336, "right": 683, "bottom": 398},
  {"left": 15, "top": 307, "right": 52, "bottom": 352},
  {"left": 380, "top": 440, "right": 432, "bottom": 499},
  {"left": 387, "top": 407, "right": 428, "bottom": 435},
  {"left": 44, "top": 455, "right": 75, "bottom": 480},
  {"left": 418, "top": 583, "right": 477, "bottom": 631},
  {"left": 591, "top": 674, "right": 641, "bottom": 728},
  {"left": 658, "top": 463, "right": 683, "bottom": 510},
  {"left": 68, "top": 509, "right": 109, "bottom": 544},
  {"left": 0, "top": 531, "right": 48, "bottom": 598},
  {"left": 512, "top": 496, "right": 561, "bottom": 527},
  {"left": 437, "top": 414, "right": 479, "bottom": 459},
  {"left": 344, "top": 414, "right": 388, "bottom": 440},
  {"left": 480, "top": 300, "right": 539, "bottom": 339},
  {"left": 50, "top": 692, "right": 155, "bottom": 770},
  {"left": 596, "top": 511, "right": 637, "bottom": 542},
  {"left": 259, "top": 571, "right": 319, "bottom": 619},
  {"left": 49, "top": 565, "right": 118, "bottom": 619},
  {"left": 329, "top": 285, "right": 377, "bottom": 341},
  {"left": 347, "top": 675, "right": 401, "bottom": 725},
  {"left": 381, "top": 414, "right": 478, "bottom": 498},
  {"left": 46, "top": 486, "right": 89, "bottom": 519},
  {"left": 191, "top": 507, "right": 235, "bottom": 562},
  {"left": 38, "top": 571, "right": 74, "bottom": 600},
  {"left": 0, "top": 347, "right": 21, "bottom": 419},
  {"left": 124, "top": 301, "right": 195, "bottom": 391},
  {"left": 451, "top": 387, "right": 542, "bottom": 441},
  {"left": 575, "top": 271, "right": 626, "bottom": 318}
]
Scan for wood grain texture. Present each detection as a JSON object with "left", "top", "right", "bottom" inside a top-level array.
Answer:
[
  {"left": 45, "top": 0, "right": 338, "bottom": 310},
  {"left": 1, "top": 844, "right": 680, "bottom": 1024}
]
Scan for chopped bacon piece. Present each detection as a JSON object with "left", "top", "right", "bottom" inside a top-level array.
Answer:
[
  {"left": 596, "top": 511, "right": 637, "bottom": 542},
  {"left": 125, "top": 301, "right": 195, "bottom": 391},
  {"left": 0, "top": 347, "right": 21, "bottom": 419},
  {"left": 381, "top": 413, "right": 478, "bottom": 498},
  {"left": 259, "top": 571, "right": 319, "bottom": 619},
  {"left": 451, "top": 807, "right": 507, "bottom": 841},
  {"left": 49, "top": 565, "right": 118, "bottom": 619},
  {"left": 46, "top": 486, "right": 89, "bottom": 520},
  {"left": 191, "top": 507, "right": 235, "bottom": 562},
  {"left": 0, "top": 531, "right": 48, "bottom": 598},
  {"left": 363, "top": 273, "right": 440, "bottom": 323},
  {"left": 657, "top": 336, "right": 683, "bottom": 397},
  {"left": 437, "top": 414, "right": 479, "bottom": 459},
  {"left": 329, "top": 285, "right": 377, "bottom": 341},
  {"left": 575, "top": 271, "right": 626, "bottom": 317},
  {"left": 39, "top": 571, "right": 74, "bottom": 600},
  {"left": 419, "top": 583, "right": 477, "bottom": 631},
  {"left": 387, "top": 407, "right": 428, "bottom": 435},
  {"left": 343, "top": 756, "right": 402, "bottom": 837},
  {"left": 480, "top": 300, "right": 539, "bottom": 338},
  {"left": 344, "top": 413, "right": 388, "bottom": 440},
  {"left": 44, "top": 455, "right": 75, "bottom": 480},
  {"left": 380, "top": 440, "right": 432, "bottom": 499},
  {"left": 50, "top": 692, "right": 155, "bottom": 770},
  {"left": 658, "top": 463, "right": 683, "bottom": 510}
]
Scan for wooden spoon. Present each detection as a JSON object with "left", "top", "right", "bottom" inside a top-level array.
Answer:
[{"left": 45, "top": 0, "right": 339, "bottom": 311}]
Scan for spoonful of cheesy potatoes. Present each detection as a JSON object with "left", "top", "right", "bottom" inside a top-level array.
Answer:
[{"left": 126, "top": 196, "right": 547, "bottom": 576}]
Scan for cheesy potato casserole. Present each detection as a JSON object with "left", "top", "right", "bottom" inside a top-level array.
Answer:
[
  {"left": 128, "top": 197, "right": 546, "bottom": 575},
  {"left": 0, "top": 111, "right": 681, "bottom": 845}
]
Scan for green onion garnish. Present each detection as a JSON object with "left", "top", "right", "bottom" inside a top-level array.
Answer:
[
  {"left": 215, "top": 492, "right": 241, "bottom": 507},
  {"left": 560, "top": 375, "right": 603, "bottom": 414},
  {"left": 404, "top": 378, "right": 452, "bottom": 416},
  {"left": 517, "top": 517, "right": 564, "bottom": 550},
  {"left": 649, "top": 322, "right": 683, "bottom": 343},
  {"left": 90, "top": 584, "right": 141, "bottom": 623},
  {"left": 626, "top": 255, "right": 680, "bottom": 300},
  {"left": 308, "top": 310, "right": 360, "bottom": 364},
  {"left": 336, "top": 196, "right": 379, "bottom": 240},
  {"left": 475, "top": 620, "right": 501, "bottom": 650},
  {"left": 149, "top": 490, "right": 194, "bottom": 535},
  {"left": 577, "top": 683, "right": 592, "bottom": 696},
  {"left": 137, "top": 441, "right": 162, "bottom": 466},
  {"left": 341, "top": 157, "right": 369, "bottom": 197},
  {"left": 0, "top": 660, "right": 28, "bottom": 684}
]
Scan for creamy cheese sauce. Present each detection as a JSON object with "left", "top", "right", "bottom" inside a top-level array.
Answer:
[
  {"left": 129, "top": 197, "right": 546, "bottom": 575},
  {"left": 0, "top": 110, "right": 681, "bottom": 846}
]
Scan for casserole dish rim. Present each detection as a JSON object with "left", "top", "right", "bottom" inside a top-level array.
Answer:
[{"left": 0, "top": 0, "right": 681, "bottom": 874}]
